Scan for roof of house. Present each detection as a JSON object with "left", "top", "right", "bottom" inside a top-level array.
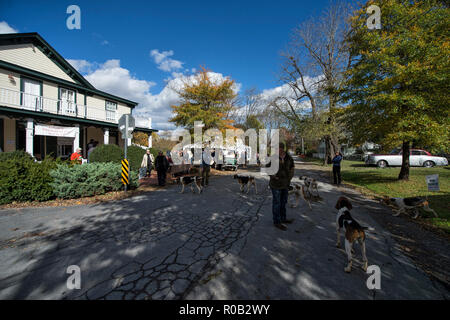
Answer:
[{"left": 0, "top": 32, "right": 138, "bottom": 108}]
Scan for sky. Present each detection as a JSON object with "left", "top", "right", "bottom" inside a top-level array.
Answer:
[{"left": 0, "top": 0, "right": 353, "bottom": 130}]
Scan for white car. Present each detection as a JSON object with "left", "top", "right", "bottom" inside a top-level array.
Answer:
[{"left": 365, "top": 149, "right": 448, "bottom": 168}]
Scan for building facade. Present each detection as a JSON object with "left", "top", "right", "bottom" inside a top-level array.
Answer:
[{"left": 0, "top": 32, "right": 155, "bottom": 160}]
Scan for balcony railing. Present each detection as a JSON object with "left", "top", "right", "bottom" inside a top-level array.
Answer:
[{"left": 0, "top": 86, "right": 117, "bottom": 123}]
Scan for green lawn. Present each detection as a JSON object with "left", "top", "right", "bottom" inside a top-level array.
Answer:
[{"left": 303, "top": 157, "right": 450, "bottom": 232}]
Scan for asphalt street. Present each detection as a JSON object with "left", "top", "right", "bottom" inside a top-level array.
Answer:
[{"left": 0, "top": 160, "right": 448, "bottom": 299}]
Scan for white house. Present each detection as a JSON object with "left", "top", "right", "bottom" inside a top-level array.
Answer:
[{"left": 0, "top": 32, "right": 156, "bottom": 159}]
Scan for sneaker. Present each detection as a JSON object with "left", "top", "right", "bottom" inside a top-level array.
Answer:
[
  {"left": 274, "top": 223, "right": 287, "bottom": 231},
  {"left": 281, "top": 218, "right": 294, "bottom": 224}
]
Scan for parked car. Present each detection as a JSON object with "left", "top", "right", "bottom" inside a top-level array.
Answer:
[{"left": 365, "top": 149, "right": 449, "bottom": 168}]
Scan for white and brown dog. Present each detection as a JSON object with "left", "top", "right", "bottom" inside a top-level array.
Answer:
[
  {"left": 234, "top": 175, "right": 257, "bottom": 194},
  {"left": 383, "top": 197, "right": 438, "bottom": 219},
  {"left": 299, "top": 175, "right": 320, "bottom": 198},
  {"left": 288, "top": 182, "right": 312, "bottom": 210},
  {"left": 335, "top": 196, "right": 368, "bottom": 273},
  {"left": 177, "top": 176, "right": 203, "bottom": 194}
]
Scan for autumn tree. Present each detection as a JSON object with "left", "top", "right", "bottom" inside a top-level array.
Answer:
[
  {"left": 342, "top": 0, "right": 450, "bottom": 180},
  {"left": 272, "top": 0, "right": 353, "bottom": 164},
  {"left": 169, "top": 68, "right": 237, "bottom": 133},
  {"left": 132, "top": 131, "right": 149, "bottom": 146}
]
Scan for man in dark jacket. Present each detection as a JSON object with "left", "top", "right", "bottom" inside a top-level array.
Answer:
[
  {"left": 332, "top": 151, "right": 343, "bottom": 185},
  {"left": 268, "top": 142, "right": 295, "bottom": 231},
  {"left": 155, "top": 151, "right": 169, "bottom": 186}
]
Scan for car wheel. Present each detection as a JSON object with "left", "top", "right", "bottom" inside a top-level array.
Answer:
[
  {"left": 377, "top": 160, "right": 388, "bottom": 168},
  {"left": 423, "top": 161, "right": 435, "bottom": 168}
]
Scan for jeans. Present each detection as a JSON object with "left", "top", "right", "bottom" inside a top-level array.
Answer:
[
  {"left": 271, "top": 188, "right": 288, "bottom": 224},
  {"left": 333, "top": 165, "right": 341, "bottom": 184},
  {"left": 201, "top": 166, "right": 210, "bottom": 186}
]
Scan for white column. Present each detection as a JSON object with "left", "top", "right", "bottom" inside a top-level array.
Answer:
[
  {"left": 25, "top": 118, "right": 34, "bottom": 156},
  {"left": 104, "top": 128, "right": 110, "bottom": 145},
  {"left": 147, "top": 117, "right": 152, "bottom": 148},
  {"left": 148, "top": 133, "right": 152, "bottom": 148},
  {"left": 73, "top": 125, "right": 80, "bottom": 152}
]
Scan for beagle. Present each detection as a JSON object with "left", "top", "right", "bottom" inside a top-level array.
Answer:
[
  {"left": 299, "top": 175, "right": 320, "bottom": 199},
  {"left": 383, "top": 197, "right": 438, "bottom": 219},
  {"left": 335, "top": 196, "right": 368, "bottom": 273},
  {"left": 288, "top": 182, "right": 312, "bottom": 210},
  {"left": 177, "top": 176, "right": 203, "bottom": 194},
  {"left": 234, "top": 175, "right": 257, "bottom": 194}
]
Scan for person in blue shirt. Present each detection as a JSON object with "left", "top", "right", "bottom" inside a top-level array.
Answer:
[{"left": 332, "top": 151, "right": 343, "bottom": 185}]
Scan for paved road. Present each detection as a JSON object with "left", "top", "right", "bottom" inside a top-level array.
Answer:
[{"left": 0, "top": 161, "right": 448, "bottom": 299}]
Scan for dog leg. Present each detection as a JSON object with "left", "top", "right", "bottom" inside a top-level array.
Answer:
[
  {"left": 392, "top": 208, "right": 402, "bottom": 217},
  {"left": 359, "top": 238, "right": 368, "bottom": 272},
  {"left": 196, "top": 183, "right": 202, "bottom": 194},
  {"left": 423, "top": 205, "right": 438, "bottom": 218},
  {"left": 180, "top": 184, "right": 185, "bottom": 194},
  {"left": 191, "top": 184, "right": 195, "bottom": 193},
  {"left": 246, "top": 182, "right": 250, "bottom": 194},
  {"left": 413, "top": 208, "right": 420, "bottom": 219},
  {"left": 344, "top": 239, "right": 353, "bottom": 273},
  {"left": 336, "top": 226, "right": 341, "bottom": 248}
]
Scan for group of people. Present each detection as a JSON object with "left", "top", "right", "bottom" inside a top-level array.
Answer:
[{"left": 140, "top": 147, "right": 215, "bottom": 187}]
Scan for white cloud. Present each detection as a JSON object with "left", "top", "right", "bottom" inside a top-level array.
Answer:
[
  {"left": 67, "top": 59, "right": 97, "bottom": 74},
  {"left": 150, "top": 49, "right": 184, "bottom": 72},
  {"left": 0, "top": 21, "right": 18, "bottom": 34},
  {"left": 66, "top": 58, "right": 241, "bottom": 130}
]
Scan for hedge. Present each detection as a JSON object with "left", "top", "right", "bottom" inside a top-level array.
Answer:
[
  {"left": 127, "top": 145, "right": 146, "bottom": 172},
  {"left": 89, "top": 144, "right": 124, "bottom": 164},
  {"left": 50, "top": 162, "right": 138, "bottom": 199},
  {"left": 0, "top": 156, "right": 58, "bottom": 204}
]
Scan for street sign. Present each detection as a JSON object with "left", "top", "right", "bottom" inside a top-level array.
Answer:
[
  {"left": 121, "top": 159, "right": 129, "bottom": 186},
  {"left": 426, "top": 174, "right": 439, "bottom": 192},
  {"left": 118, "top": 114, "right": 135, "bottom": 139}
]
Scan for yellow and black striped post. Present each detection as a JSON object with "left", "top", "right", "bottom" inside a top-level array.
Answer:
[{"left": 121, "top": 159, "right": 129, "bottom": 190}]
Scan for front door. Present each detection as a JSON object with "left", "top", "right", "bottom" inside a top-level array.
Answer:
[
  {"left": 60, "top": 88, "right": 76, "bottom": 115},
  {"left": 22, "top": 78, "right": 41, "bottom": 110}
]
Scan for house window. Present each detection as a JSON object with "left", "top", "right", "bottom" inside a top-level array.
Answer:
[
  {"left": 106, "top": 101, "right": 117, "bottom": 121},
  {"left": 60, "top": 88, "right": 76, "bottom": 114}
]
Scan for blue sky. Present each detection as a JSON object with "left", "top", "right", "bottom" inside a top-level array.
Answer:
[{"left": 1, "top": 0, "right": 353, "bottom": 129}]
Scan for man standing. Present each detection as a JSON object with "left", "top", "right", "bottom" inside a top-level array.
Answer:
[
  {"left": 141, "top": 149, "right": 154, "bottom": 177},
  {"left": 269, "top": 142, "right": 295, "bottom": 231},
  {"left": 332, "top": 151, "right": 343, "bottom": 185},
  {"left": 155, "top": 151, "right": 169, "bottom": 186},
  {"left": 201, "top": 146, "right": 214, "bottom": 187}
]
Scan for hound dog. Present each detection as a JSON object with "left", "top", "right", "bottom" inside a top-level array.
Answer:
[
  {"left": 299, "top": 175, "right": 320, "bottom": 198},
  {"left": 288, "top": 182, "right": 312, "bottom": 210},
  {"left": 234, "top": 175, "right": 257, "bottom": 194},
  {"left": 335, "top": 196, "right": 368, "bottom": 273},
  {"left": 177, "top": 176, "right": 203, "bottom": 194},
  {"left": 383, "top": 197, "right": 438, "bottom": 219}
]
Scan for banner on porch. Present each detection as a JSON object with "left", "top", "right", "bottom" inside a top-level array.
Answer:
[{"left": 34, "top": 124, "right": 78, "bottom": 138}]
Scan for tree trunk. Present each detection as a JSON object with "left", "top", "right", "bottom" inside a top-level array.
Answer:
[
  {"left": 323, "top": 135, "right": 339, "bottom": 165},
  {"left": 398, "top": 141, "right": 410, "bottom": 180}
]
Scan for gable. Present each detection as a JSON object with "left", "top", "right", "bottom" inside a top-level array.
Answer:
[{"left": 0, "top": 43, "right": 78, "bottom": 83}]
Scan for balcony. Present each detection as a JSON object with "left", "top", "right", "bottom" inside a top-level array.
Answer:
[{"left": 0, "top": 86, "right": 118, "bottom": 123}]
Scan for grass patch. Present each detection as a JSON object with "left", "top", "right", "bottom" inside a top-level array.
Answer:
[{"left": 306, "top": 158, "right": 450, "bottom": 232}]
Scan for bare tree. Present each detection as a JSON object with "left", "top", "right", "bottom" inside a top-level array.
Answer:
[{"left": 271, "top": 0, "right": 353, "bottom": 163}]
